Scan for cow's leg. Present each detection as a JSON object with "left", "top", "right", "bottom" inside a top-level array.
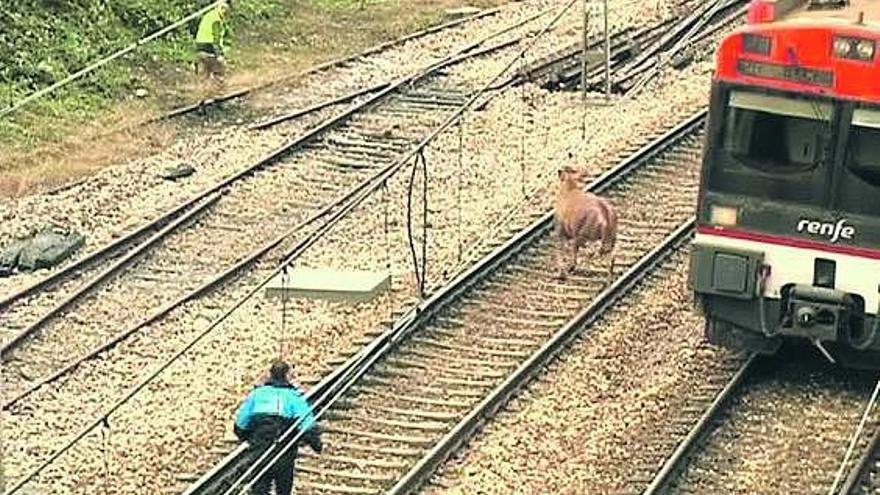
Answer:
[
  {"left": 556, "top": 235, "right": 569, "bottom": 280},
  {"left": 607, "top": 255, "right": 616, "bottom": 285},
  {"left": 568, "top": 243, "right": 579, "bottom": 274}
]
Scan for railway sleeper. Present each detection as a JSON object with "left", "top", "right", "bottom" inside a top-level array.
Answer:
[
  {"left": 325, "top": 426, "right": 434, "bottom": 448},
  {"left": 323, "top": 135, "right": 404, "bottom": 151},
  {"left": 478, "top": 336, "right": 541, "bottom": 348},
  {"left": 330, "top": 411, "right": 449, "bottom": 433},
  {"left": 375, "top": 360, "right": 504, "bottom": 382},
  {"left": 464, "top": 287, "right": 583, "bottom": 308},
  {"left": 409, "top": 336, "right": 530, "bottom": 358},
  {"left": 378, "top": 356, "right": 504, "bottom": 377},
  {"left": 398, "top": 346, "right": 518, "bottom": 369},
  {"left": 298, "top": 464, "right": 396, "bottom": 484},
  {"left": 359, "top": 375, "right": 485, "bottom": 399},
  {"left": 330, "top": 134, "right": 409, "bottom": 150},
  {"left": 297, "top": 479, "right": 379, "bottom": 495},
  {"left": 506, "top": 262, "right": 612, "bottom": 281},
  {"left": 299, "top": 452, "right": 407, "bottom": 470},
  {"left": 474, "top": 280, "right": 588, "bottom": 301},
  {"left": 464, "top": 299, "right": 576, "bottom": 320},
  {"left": 426, "top": 320, "right": 551, "bottom": 341},
  {"left": 315, "top": 156, "right": 378, "bottom": 171},
  {"left": 458, "top": 295, "right": 582, "bottom": 321},
  {"left": 319, "top": 145, "right": 398, "bottom": 162},
  {"left": 470, "top": 311, "right": 572, "bottom": 330},
  {"left": 359, "top": 403, "right": 460, "bottom": 422},
  {"left": 312, "top": 441, "right": 422, "bottom": 459},
  {"left": 355, "top": 389, "right": 471, "bottom": 410}
]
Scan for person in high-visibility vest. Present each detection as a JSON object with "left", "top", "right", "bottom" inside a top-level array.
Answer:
[{"left": 195, "top": 1, "right": 231, "bottom": 80}]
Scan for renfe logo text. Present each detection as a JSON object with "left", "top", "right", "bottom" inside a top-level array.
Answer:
[{"left": 797, "top": 218, "right": 855, "bottom": 243}]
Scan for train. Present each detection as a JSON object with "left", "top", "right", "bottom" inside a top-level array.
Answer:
[{"left": 689, "top": 0, "right": 880, "bottom": 368}]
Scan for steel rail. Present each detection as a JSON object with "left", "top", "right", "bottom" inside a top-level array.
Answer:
[
  {"left": 838, "top": 429, "right": 880, "bottom": 495},
  {"left": 151, "top": 7, "right": 503, "bottom": 122},
  {"left": 246, "top": 81, "right": 390, "bottom": 131},
  {"left": 640, "top": 354, "right": 757, "bottom": 495},
  {"left": 245, "top": 6, "right": 554, "bottom": 132},
  {"left": 191, "top": 107, "right": 708, "bottom": 495},
  {"left": 567, "top": 24, "right": 670, "bottom": 89},
  {"left": 2, "top": 191, "right": 330, "bottom": 410},
  {"left": 513, "top": 30, "right": 637, "bottom": 89},
  {"left": 386, "top": 112, "right": 709, "bottom": 495},
  {"left": 616, "top": 0, "right": 717, "bottom": 82},
  {"left": 618, "top": 0, "right": 746, "bottom": 94},
  {"left": 0, "top": 197, "right": 204, "bottom": 312},
  {"left": 476, "top": 14, "right": 683, "bottom": 110}
]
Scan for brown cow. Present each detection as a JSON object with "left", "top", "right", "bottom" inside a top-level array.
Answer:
[{"left": 553, "top": 166, "right": 618, "bottom": 280}]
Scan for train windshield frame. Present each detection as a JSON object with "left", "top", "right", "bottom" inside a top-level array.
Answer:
[{"left": 707, "top": 88, "right": 835, "bottom": 206}]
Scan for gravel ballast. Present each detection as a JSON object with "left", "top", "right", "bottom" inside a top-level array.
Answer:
[
  {"left": 420, "top": 251, "right": 739, "bottom": 494},
  {"left": 4, "top": 2, "right": 726, "bottom": 494}
]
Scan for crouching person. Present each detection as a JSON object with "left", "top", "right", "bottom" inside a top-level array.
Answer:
[{"left": 234, "top": 360, "right": 323, "bottom": 495}]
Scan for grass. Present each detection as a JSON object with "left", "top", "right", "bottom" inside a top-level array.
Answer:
[{"left": 0, "top": 0, "right": 506, "bottom": 197}]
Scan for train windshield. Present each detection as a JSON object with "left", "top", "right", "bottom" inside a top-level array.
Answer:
[
  {"left": 837, "top": 107, "right": 880, "bottom": 215},
  {"left": 708, "top": 90, "right": 833, "bottom": 204},
  {"left": 723, "top": 91, "right": 831, "bottom": 172}
]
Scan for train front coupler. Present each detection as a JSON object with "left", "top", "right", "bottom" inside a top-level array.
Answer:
[{"left": 778, "top": 284, "right": 866, "bottom": 362}]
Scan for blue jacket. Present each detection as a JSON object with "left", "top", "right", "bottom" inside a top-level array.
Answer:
[
  {"left": 233, "top": 380, "right": 322, "bottom": 452},
  {"left": 235, "top": 381, "right": 315, "bottom": 431}
]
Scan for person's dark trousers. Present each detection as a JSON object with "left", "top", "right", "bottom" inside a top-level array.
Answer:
[{"left": 251, "top": 459, "right": 295, "bottom": 495}]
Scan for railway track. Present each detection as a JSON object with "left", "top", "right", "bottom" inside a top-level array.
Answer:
[
  {"left": 415, "top": 247, "right": 748, "bottom": 494},
  {"left": 840, "top": 429, "right": 880, "bottom": 494},
  {"left": 4, "top": 3, "right": 723, "bottom": 491},
  {"left": 0, "top": 9, "right": 546, "bottom": 360},
  {"left": 512, "top": 0, "right": 747, "bottom": 93},
  {"left": 508, "top": 19, "right": 676, "bottom": 90},
  {"left": 184, "top": 109, "right": 707, "bottom": 495},
  {"left": 0, "top": 0, "right": 676, "bottom": 413},
  {"left": 154, "top": 8, "right": 502, "bottom": 123},
  {"left": 33, "top": 7, "right": 506, "bottom": 164},
  {"left": 639, "top": 351, "right": 880, "bottom": 495},
  {"left": 0, "top": 31, "right": 526, "bottom": 411}
]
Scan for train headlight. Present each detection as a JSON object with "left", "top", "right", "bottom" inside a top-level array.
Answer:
[
  {"left": 856, "top": 39, "right": 875, "bottom": 60},
  {"left": 833, "top": 37, "right": 852, "bottom": 57},
  {"left": 710, "top": 205, "right": 738, "bottom": 227},
  {"left": 832, "top": 36, "right": 876, "bottom": 61}
]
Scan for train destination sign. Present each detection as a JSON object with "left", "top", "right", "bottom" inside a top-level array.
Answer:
[{"left": 737, "top": 59, "right": 834, "bottom": 87}]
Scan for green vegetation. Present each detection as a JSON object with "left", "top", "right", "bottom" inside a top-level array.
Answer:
[{"left": 0, "top": 0, "right": 287, "bottom": 147}]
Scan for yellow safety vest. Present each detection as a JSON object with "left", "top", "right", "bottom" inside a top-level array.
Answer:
[{"left": 196, "top": 8, "right": 226, "bottom": 50}]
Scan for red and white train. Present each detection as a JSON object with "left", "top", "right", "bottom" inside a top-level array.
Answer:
[{"left": 689, "top": 0, "right": 880, "bottom": 368}]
